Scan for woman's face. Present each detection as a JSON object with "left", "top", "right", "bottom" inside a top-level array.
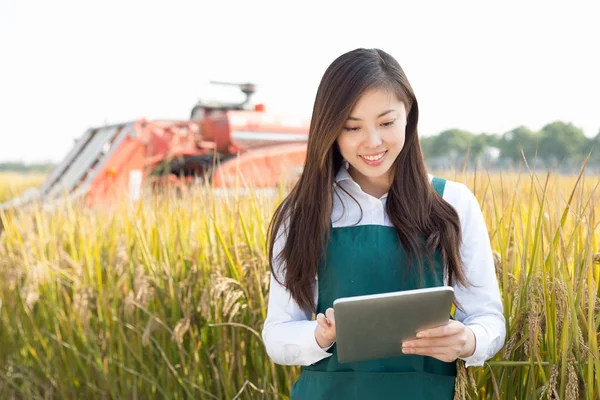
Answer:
[{"left": 336, "top": 88, "right": 407, "bottom": 190}]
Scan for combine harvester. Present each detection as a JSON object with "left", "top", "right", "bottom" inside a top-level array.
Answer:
[{"left": 1, "top": 82, "right": 310, "bottom": 212}]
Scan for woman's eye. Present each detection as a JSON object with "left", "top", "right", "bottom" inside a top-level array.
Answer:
[
  {"left": 381, "top": 120, "right": 395, "bottom": 127},
  {"left": 343, "top": 127, "right": 360, "bottom": 132}
]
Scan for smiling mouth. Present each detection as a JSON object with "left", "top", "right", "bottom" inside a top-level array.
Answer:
[{"left": 360, "top": 151, "right": 387, "bottom": 161}]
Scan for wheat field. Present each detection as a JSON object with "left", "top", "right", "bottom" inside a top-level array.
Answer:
[
  {"left": 0, "top": 166, "right": 599, "bottom": 399},
  {"left": 0, "top": 173, "right": 46, "bottom": 203}
]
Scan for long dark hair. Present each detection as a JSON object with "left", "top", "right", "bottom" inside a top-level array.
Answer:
[{"left": 267, "top": 48, "right": 468, "bottom": 313}]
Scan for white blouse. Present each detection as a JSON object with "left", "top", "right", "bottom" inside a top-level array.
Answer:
[{"left": 262, "top": 164, "right": 506, "bottom": 368}]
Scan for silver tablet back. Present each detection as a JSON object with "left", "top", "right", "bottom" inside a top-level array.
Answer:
[{"left": 333, "top": 287, "right": 454, "bottom": 363}]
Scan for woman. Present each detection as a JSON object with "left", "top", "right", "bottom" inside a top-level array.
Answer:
[{"left": 262, "top": 48, "right": 505, "bottom": 399}]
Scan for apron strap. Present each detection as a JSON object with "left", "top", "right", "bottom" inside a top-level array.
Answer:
[
  {"left": 431, "top": 176, "right": 449, "bottom": 286},
  {"left": 431, "top": 176, "right": 447, "bottom": 197}
]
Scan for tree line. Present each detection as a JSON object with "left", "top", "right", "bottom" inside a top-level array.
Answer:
[
  {"left": 0, "top": 162, "right": 56, "bottom": 173},
  {"left": 421, "top": 121, "right": 600, "bottom": 170}
]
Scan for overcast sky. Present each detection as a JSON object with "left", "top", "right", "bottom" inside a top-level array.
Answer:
[{"left": 1, "top": 0, "right": 599, "bottom": 163}]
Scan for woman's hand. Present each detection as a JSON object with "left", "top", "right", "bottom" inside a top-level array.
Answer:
[
  {"left": 401, "top": 320, "right": 475, "bottom": 363},
  {"left": 314, "top": 307, "right": 336, "bottom": 348}
]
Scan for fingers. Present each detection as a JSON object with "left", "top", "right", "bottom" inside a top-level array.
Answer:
[
  {"left": 402, "top": 345, "right": 460, "bottom": 363},
  {"left": 316, "top": 308, "right": 336, "bottom": 330},
  {"left": 402, "top": 346, "right": 451, "bottom": 356},
  {"left": 402, "top": 321, "right": 470, "bottom": 363},
  {"left": 315, "top": 309, "right": 337, "bottom": 345},
  {"left": 316, "top": 313, "right": 330, "bottom": 330},
  {"left": 404, "top": 334, "right": 466, "bottom": 349},
  {"left": 405, "top": 349, "right": 457, "bottom": 363},
  {"left": 415, "top": 320, "right": 461, "bottom": 339},
  {"left": 325, "top": 308, "right": 335, "bottom": 325}
]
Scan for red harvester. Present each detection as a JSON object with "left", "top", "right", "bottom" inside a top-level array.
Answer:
[{"left": 1, "top": 82, "right": 310, "bottom": 210}]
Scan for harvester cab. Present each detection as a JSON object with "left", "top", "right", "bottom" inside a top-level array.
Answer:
[{"left": 190, "top": 81, "right": 257, "bottom": 119}]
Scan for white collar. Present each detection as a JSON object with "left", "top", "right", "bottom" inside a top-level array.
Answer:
[
  {"left": 334, "top": 160, "right": 434, "bottom": 199},
  {"left": 334, "top": 161, "right": 389, "bottom": 200}
]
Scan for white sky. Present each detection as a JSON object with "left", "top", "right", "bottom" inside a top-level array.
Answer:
[{"left": 1, "top": 0, "right": 599, "bottom": 163}]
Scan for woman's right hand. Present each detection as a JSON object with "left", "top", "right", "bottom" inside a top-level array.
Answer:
[{"left": 314, "top": 307, "right": 337, "bottom": 348}]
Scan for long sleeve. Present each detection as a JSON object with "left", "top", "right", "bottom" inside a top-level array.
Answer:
[
  {"left": 450, "top": 183, "right": 506, "bottom": 367},
  {"left": 261, "top": 223, "right": 333, "bottom": 366}
]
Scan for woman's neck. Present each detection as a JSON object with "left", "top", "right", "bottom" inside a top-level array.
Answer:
[{"left": 348, "top": 166, "right": 392, "bottom": 199}]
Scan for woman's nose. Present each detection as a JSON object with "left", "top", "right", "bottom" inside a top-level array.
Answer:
[{"left": 363, "top": 127, "right": 383, "bottom": 147}]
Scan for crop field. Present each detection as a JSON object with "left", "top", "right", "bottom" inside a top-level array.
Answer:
[
  {"left": 0, "top": 173, "right": 47, "bottom": 203},
  {"left": 0, "top": 167, "right": 599, "bottom": 399}
]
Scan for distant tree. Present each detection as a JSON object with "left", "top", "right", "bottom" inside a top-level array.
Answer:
[
  {"left": 499, "top": 126, "right": 538, "bottom": 163},
  {"left": 482, "top": 133, "right": 502, "bottom": 148},
  {"left": 590, "top": 128, "right": 600, "bottom": 164},
  {"left": 429, "top": 129, "right": 473, "bottom": 160},
  {"left": 538, "top": 121, "right": 587, "bottom": 165},
  {"left": 471, "top": 133, "right": 501, "bottom": 159},
  {"left": 419, "top": 135, "right": 436, "bottom": 159}
]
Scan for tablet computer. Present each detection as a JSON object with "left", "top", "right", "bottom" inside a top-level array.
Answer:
[{"left": 333, "top": 286, "right": 454, "bottom": 363}]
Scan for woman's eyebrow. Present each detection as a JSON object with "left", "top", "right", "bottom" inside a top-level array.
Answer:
[{"left": 347, "top": 109, "right": 396, "bottom": 121}]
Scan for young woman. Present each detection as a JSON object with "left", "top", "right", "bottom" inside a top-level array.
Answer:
[{"left": 262, "top": 48, "right": 505, "bottom": 399}]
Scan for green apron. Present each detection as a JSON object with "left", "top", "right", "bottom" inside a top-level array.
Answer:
[{"left": 290, "top": 177, "right": 456, "bottom": 399}]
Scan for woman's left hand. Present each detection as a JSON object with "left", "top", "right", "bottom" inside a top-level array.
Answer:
[{"left": 401, "top": 320, "right": 475, "bottom": 363}]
